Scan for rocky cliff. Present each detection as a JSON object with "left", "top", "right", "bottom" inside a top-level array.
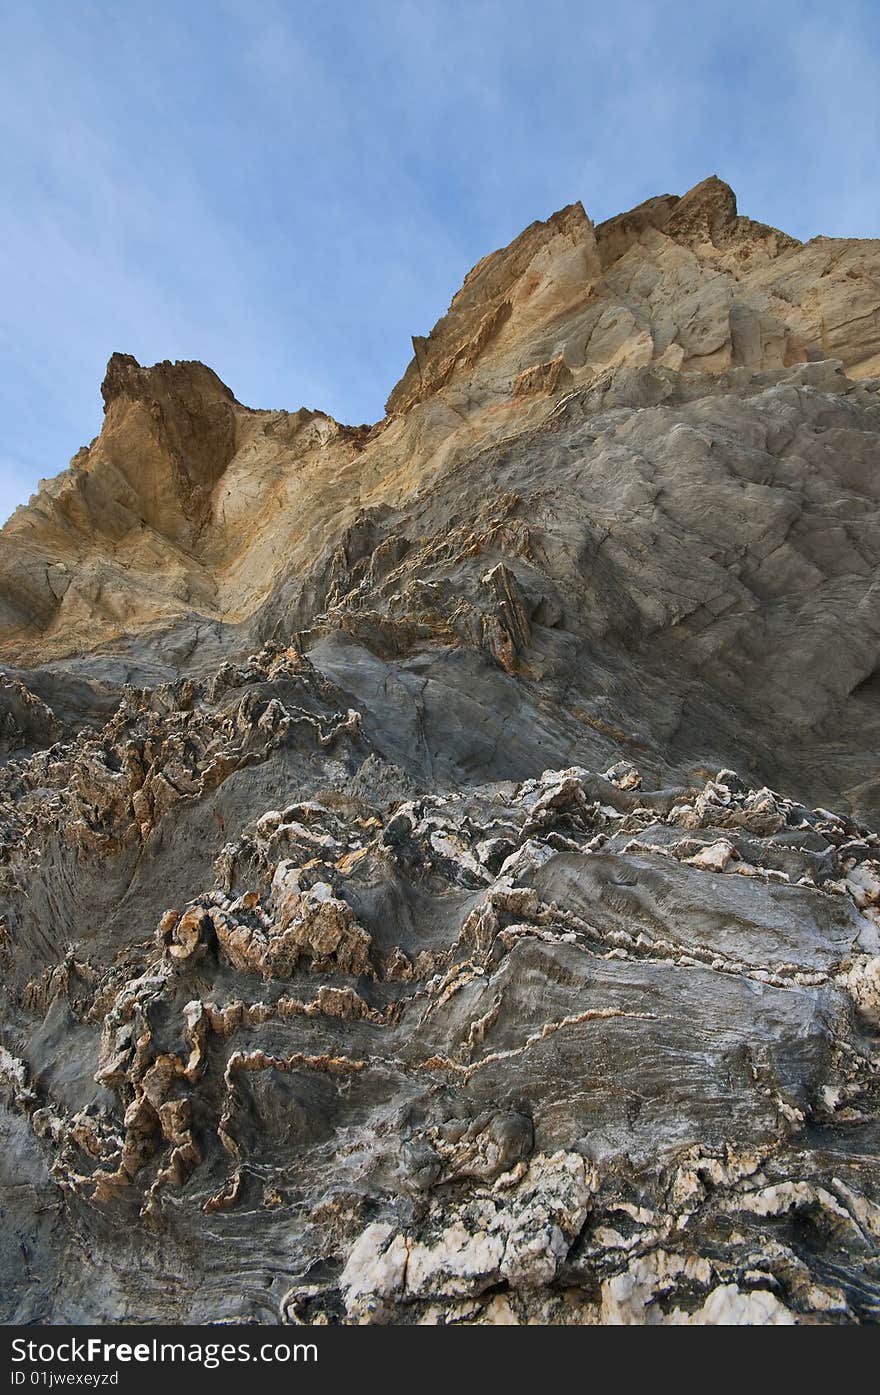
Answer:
[{"left": 1, "top": 178, "right": 880, "bottom": 1324}]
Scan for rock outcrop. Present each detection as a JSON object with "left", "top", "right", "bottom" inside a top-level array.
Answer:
[{"left": 1, "top": 178, "right": 880, "bottom": 1325}]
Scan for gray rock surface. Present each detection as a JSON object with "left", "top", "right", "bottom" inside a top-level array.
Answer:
[{"left": 1, "top": 180, "right": 880, "bottom": 1324}]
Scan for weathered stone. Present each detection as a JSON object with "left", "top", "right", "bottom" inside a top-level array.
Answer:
[{"left": 2, "top": 182, "right": 880, "bottom": 1326}]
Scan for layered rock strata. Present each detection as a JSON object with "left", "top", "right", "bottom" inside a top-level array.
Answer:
[{"left": 1, "top": 178, "right": 880, "bottom": 1323}]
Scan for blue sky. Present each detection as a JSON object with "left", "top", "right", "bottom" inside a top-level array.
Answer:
[{"left": 1, "top": 0, "right": 878, "bottom": 523}]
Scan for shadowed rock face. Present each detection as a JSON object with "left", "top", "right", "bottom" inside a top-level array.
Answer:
[{"left": 1, "top": 179, "right": 880, "bottom": 1325}]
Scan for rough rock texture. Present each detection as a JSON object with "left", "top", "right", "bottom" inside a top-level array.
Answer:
[{"left": 1, "top": 178, "right": 880, "bottom": 1325}]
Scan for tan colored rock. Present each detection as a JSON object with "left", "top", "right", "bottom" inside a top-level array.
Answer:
[
  {"left": 684, "top": 839, "right": 737, "bottom": 872},
  {"left": 3, "top": 178, "right": 879, "bottom": 668},
  {"left": 841, "top": 955, "right": 880, "bottom": 1025}
]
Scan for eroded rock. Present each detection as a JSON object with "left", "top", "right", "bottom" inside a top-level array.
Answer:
[{"left": 2, "top": 182, "right": 880, "bottom": 1325}]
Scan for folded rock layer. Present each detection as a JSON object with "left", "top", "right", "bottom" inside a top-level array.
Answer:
[{"left": 1, "top": 178, "right": 879, "bottom": 1324}]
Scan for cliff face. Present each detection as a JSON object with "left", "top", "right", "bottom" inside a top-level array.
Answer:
[{"left": 1, "top": 179, "right": 880, "bottom": 1325}]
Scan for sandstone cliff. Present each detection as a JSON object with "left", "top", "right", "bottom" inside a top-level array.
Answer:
[{"left": 1, "top": 178, "right": 880, "bottom": 1325}]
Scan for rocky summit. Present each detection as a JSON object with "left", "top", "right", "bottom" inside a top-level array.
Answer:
[{"left": 1, "top": 177, "right": 880, "bottom": 1325}]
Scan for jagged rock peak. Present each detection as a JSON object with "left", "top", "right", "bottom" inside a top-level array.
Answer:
[
  {"left": 663, "top": 175, "right": 800, "bottom": 249},
  {"left": 384, "top": 175, "right": 813, "bottom": 415},
  {"left": 1, "top": 175, "right": 879, "bottom": 674},
  {"left": 665, "top": 174, "right": 739, "bottom": 238},
  {"left": 100, "top": 351, "right": 239, "bottom": 410},
  {"left": 385, "top": 200, "right": 598, "bottom": 415}
]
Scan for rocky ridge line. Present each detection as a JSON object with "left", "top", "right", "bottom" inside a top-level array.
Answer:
[{"left": 1, "top": 178, "right": 880, "bottom": 1323}]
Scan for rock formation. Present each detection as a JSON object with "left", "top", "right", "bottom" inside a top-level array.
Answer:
[{"left": 1, "top": 177, "right": 879, "bottom": 1324}]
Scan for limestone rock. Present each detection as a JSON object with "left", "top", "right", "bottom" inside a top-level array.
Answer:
[{"left": 2, "top": 181, "right": 880, "bottom": 1325}]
